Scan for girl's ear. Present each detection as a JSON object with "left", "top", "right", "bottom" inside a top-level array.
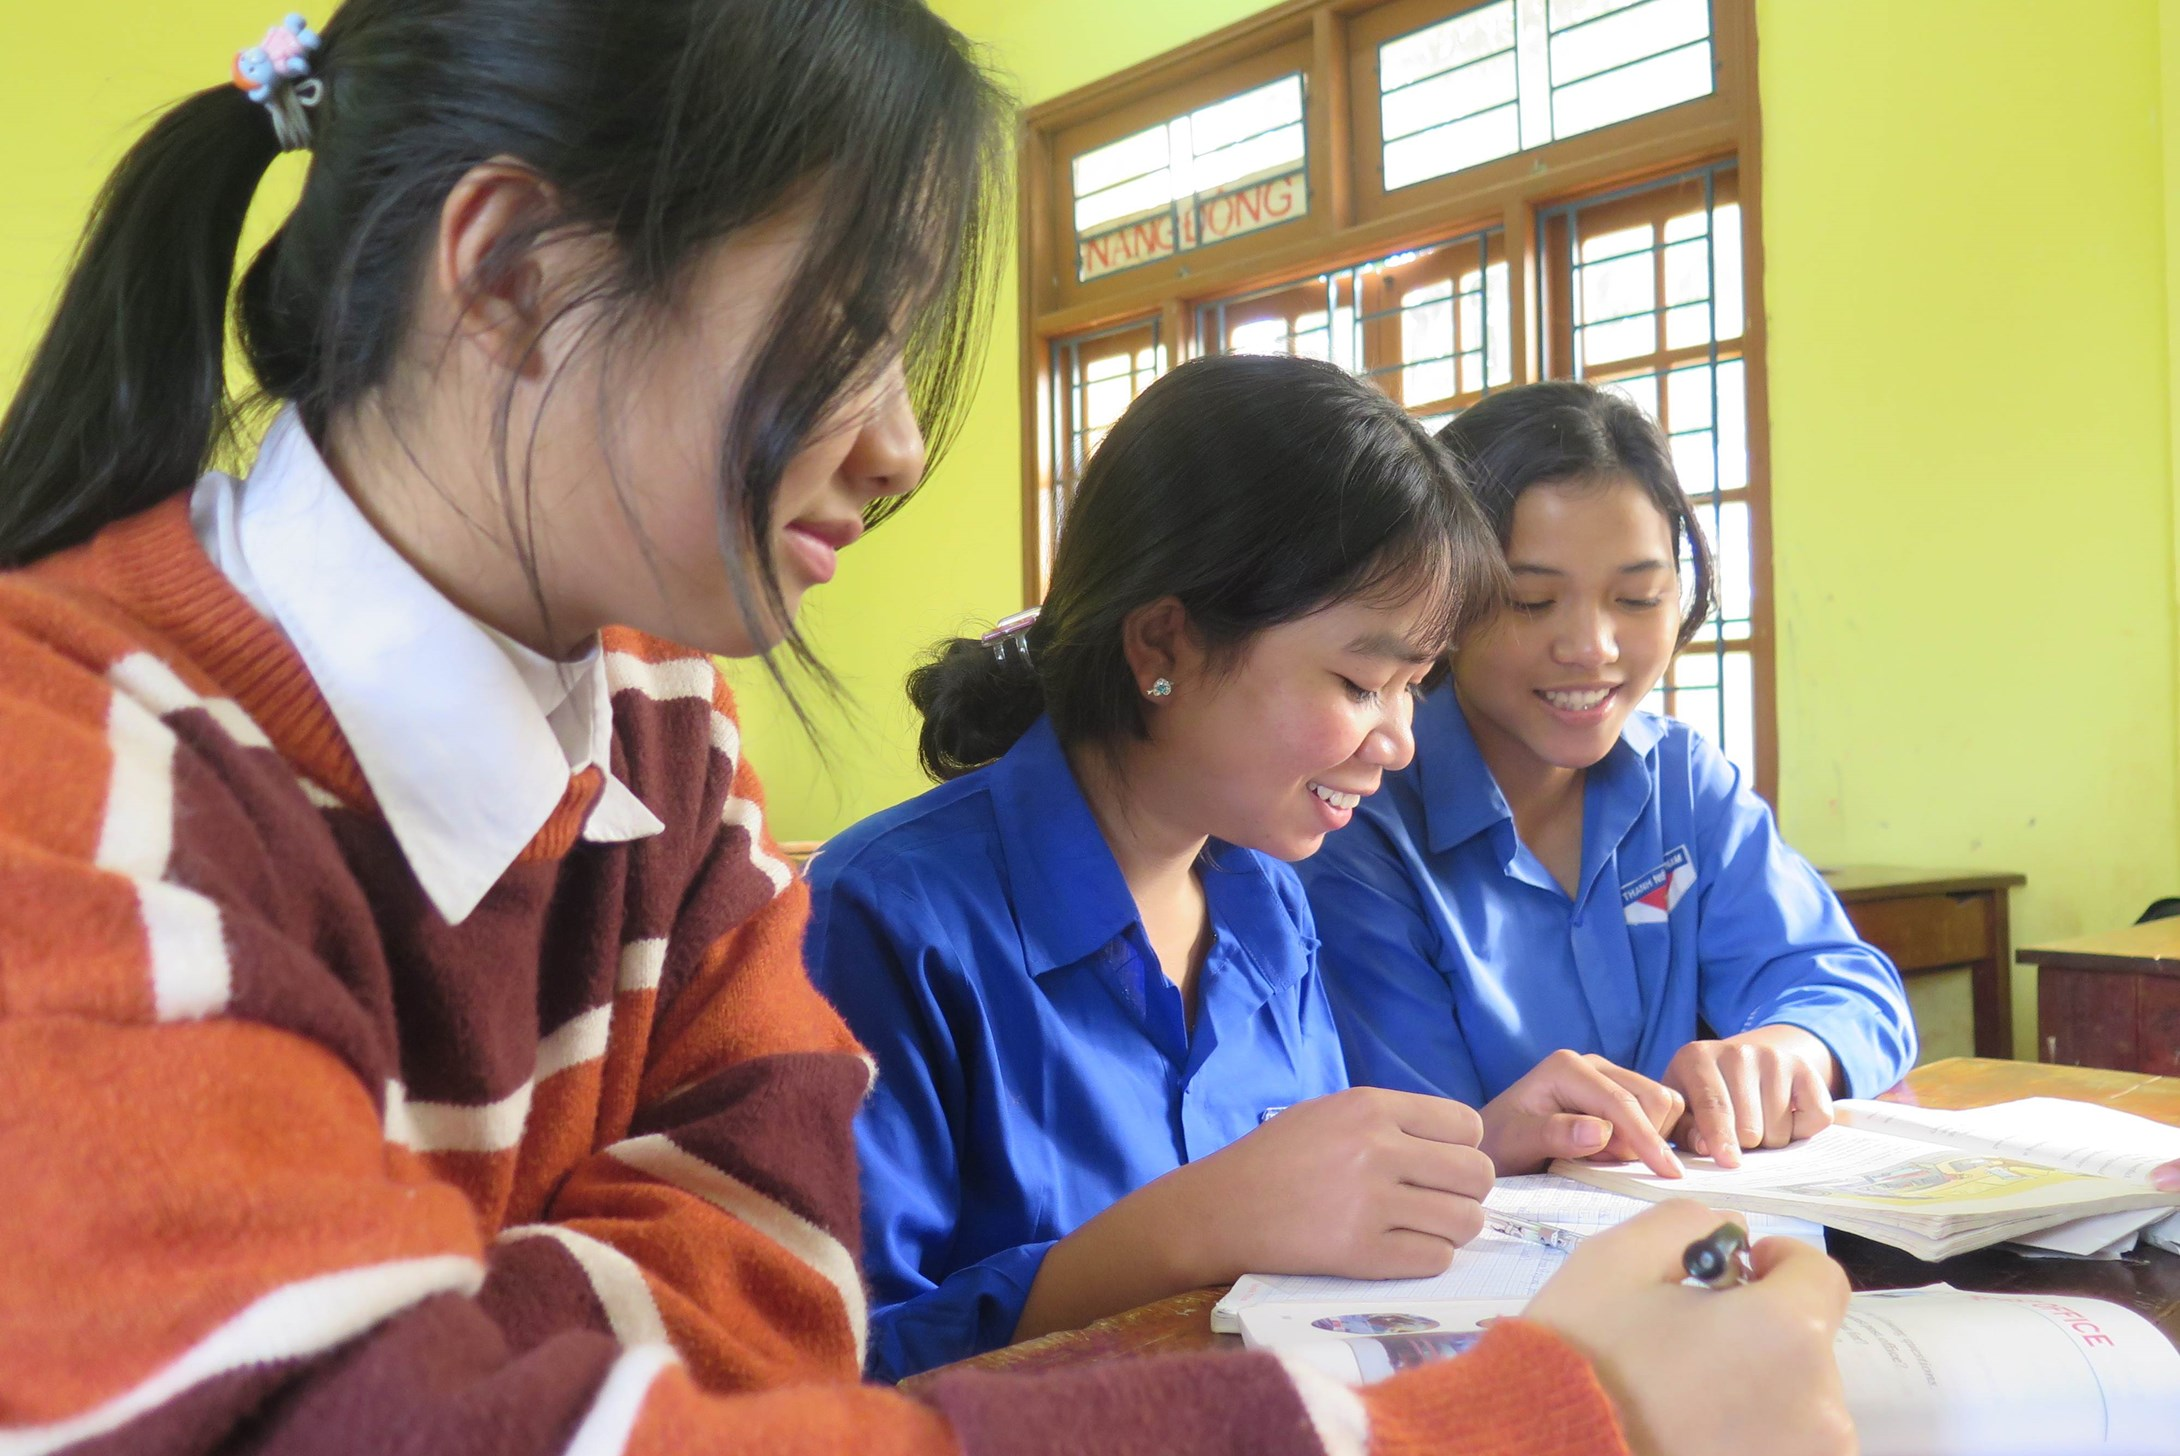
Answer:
[
  {"left": 1120, "top": 596, "right": 1192, "bottom": 696},
  {"left": 431, "top": 160, "right": 575, "bottom": 381}
]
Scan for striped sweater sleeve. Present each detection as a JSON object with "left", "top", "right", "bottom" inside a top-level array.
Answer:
[
  {"left": 519, "top": 651, "right": 883, "bottom": 1393},
  {"left": 0, "top": 617, "right": 1629, "bottom": 1456}
]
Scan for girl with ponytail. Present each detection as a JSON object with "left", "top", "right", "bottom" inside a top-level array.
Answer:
[
  {"left": 809, "top": 353, "right": 1725, "bottom": 1382},
  {"left": 0, "top": 5, "right": 1860, "bottom": 1453}
]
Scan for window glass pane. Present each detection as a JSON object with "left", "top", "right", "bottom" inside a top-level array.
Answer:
[
  {"left": 1402, "top": 279, "right": 1458, "bottom": 406},
  {"left": 1707, "top": 498, "right": 1752, "bottom": 633},
  {"left": 1380, "top": 0, "right": 1714, "bottom": 191},
  {"left": 1721, "top": 650, "right": 1756, "bottom": 786},
  {"left": 1683, "top": 499, "right": 1750, "bottom": 645},
  {"left": 1485, "top": 262, "right": 1513, "bottom": 386},
  {"left": 1073, "top": 74, "right": 1308, "bottom": 283},
  {"left": 1384, "top": 108, "right": 1522, "bottom": 191},
  {"left": 1550, "top": 0, "right": 1709, "bottom": 86},
  {"left": 1072, "top": 129, "right": 1172, "bottom": 218},
  {"left": 1656, "top": 649, "right": 1758, "bottom": 786},
  {"left": 1716, "top": 358, "right": 1747, "bottom": 492},
  {"left": 1552, "top": 35, "right": 1712, "bottom": 141},
  {"left": 1381, "top": 1, "right": 1516, "bottom": 91},
  {"left": 1663, "top": 650, "right": 1721, "bottom": 749},
  {"left": 1549, "top": 0, "right": 1647, "bottom": 28},
  {"left": 1229, "top": 317, "right": 1292, "bottom": 355},
  {"left": 1382, "top": 52, "right": 1518, "bottom": 144},
  {"left": 1200, "top": 228, "right": 1508, "bottom": 417},
  {"left": 1712, "top": 204, "right": 1745, "bottom": 341},
  {"left": 1601, "top": 371, "right": 1658, "bottom": 423},
  {"left": 1665, "top": 358, "right": 1711, "bottom": 431},
  {"left": 1051, "top": 323, "right": 1167, "bottom": 536}
]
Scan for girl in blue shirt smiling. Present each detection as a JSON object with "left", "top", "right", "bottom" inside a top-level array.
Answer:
[
  {"left": 807, "top": 355, "right": 1684, "bottom": 1381},
  {"left": 1301, "top": 381, "right": 1918, "bottom": 1169}
]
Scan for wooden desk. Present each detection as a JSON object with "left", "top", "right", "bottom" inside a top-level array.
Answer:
[
  {"left": 905, "top": 1058, "right": 2180, "bottom": 1390},
  {"left": 2021, "top": 919, "right": 2180, "bottom": 1075},
  {"left": 1819, "top": 866, "right": 2026, "bottom": 1061}
]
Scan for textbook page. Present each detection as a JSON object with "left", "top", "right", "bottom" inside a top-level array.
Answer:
[
  {"left": 1245, "top": 1288, "right": 2180, "bottom": 1455},
  {"left": 1550, "top": 1123, "right": 2178, "bottom": 1257},
  {"left": 1237, "top": 1299, "right": 1527, "bottom": 1385},
  {"left": 1839, "top": 1289, "right": 2180, "bottom": 1456},
  {"left": 1210, "top": 1175, "right": 1821, "bottom": 1330},
  {"left": 2006, "top": 1205, "right": 2159, "bottom": 1257},
  {"left": 1837, "top": 1097, "right": 2180, "bottom": 1184},
  {"left": 1839, "top": 1097, "right": 2180, "bottom": 1253}
]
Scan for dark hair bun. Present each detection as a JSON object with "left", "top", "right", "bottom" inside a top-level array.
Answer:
[{"left": 907, "top": 633, "right": 1046, "bottom": 781}]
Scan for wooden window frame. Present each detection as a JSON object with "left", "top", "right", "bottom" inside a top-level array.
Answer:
[{"left": 1016, "top": 0, "right": 1775, "bottom": 801}]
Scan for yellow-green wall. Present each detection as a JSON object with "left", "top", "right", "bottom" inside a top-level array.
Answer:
[
  {"left": 0, "top": 4, "right": 306, "bottom": 390},
  {"left": 6, "top": 2, "right": 2179, "bottom": 1060},
  {"left": 1761, "top": 0, "right": 2177, "bottom": 1057}
]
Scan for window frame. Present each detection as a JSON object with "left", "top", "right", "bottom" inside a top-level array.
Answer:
[{"left": 1015, "top": 0, "right": 1774, "bottom": 799}]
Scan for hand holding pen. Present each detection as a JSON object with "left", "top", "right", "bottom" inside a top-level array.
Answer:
[{"left": 1522, "top": 1201, "right": 1854, "bottom": 1456}]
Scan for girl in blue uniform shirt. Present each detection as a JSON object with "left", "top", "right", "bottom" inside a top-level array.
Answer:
[
  {"left": 1301, "top": 381, "right": 1918, "bottom": 1169},
  {"left": 807, "top": 355, "right": 1686, "bottom": 1381}
]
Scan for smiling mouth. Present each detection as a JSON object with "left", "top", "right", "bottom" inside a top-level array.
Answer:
[
  {"left": 1538, "top": 686, "right": 1616, "bottom": 712},
  {"left": 1308, "top": 782, "right": 1362, "bottom": 811}
]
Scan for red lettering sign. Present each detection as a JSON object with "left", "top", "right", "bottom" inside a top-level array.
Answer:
[{"left": 1078, "top": 170, "right": 1309, "bottom": 282}]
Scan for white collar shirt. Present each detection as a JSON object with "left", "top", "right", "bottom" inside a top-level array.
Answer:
[{"left": 189, "top": 408, "right": 665, "bottom": 925}]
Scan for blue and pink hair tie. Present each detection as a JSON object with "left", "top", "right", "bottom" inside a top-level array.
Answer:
[{"left": 232, "top": 14, "right": 324, "bottom": 152}]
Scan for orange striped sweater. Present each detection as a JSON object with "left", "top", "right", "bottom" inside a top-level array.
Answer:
[{"left": 0, "top": 497, "right": 1631, "bottom": 1456}]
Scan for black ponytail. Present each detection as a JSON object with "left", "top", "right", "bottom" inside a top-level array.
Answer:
[
  {"left": 907, "top": 635, "right": 1047, "bottom": 782},
  {"left": 0, "top": 0, "right": 1007, "bottom": 730},
  {"left": 0, "top": 86, "right": 278, "bottom": 565},
  {"left": 910, "top": 353, "right": 1502, "bottom": 781}
]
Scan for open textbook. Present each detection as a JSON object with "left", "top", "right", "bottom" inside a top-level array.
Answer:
[
  {"left": 1546, "top": 1097, "right": 2180, "bottom": 1261},
  {"left": 1209, "top": 1174, "right": 1824, "bottom": 1333},
  {"left": 1238, "top": 1286, "right": 2180, "bottom": 1456},
  {"left": 1842, "top": 1097, "right": 2180, "bottom": 1256}
]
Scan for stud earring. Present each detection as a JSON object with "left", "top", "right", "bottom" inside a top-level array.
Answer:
[{"left": 1147, "top": 678, "right": 1173, "bottom": 699}]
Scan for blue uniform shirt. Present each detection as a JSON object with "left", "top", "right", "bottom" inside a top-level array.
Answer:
[
  {"left": 805, "top": 717, "right": 1348, "bottom": 1382},
  {"left": 1298, "top": 689, "right": 1915, "bottom": 1107}
]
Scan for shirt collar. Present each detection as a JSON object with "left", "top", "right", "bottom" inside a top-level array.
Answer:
[
  {"left": 210, "top": 409, "right": 662, "bottom": 924},
  {"left": 1416, "top": 687, "right": 1516, "bottom": 854},
  {"left": 475, "top": 622, "right": 666, "bottom": 846},
  {"left": 984, "top": 719, "right": 1311, "bottom": 996},
  {"left": 986, "top": 718, "right": 1142, "bottom": 977},
  {"left": 1416, "top": 686, "right": 1668, "bottom": 856}
]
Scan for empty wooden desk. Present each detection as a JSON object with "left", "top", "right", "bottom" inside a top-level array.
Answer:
[
  {"left": 1819, "top": 866, "right": 2025, "bottom": 1060},
  {"left": 2022, "top": 918, "right": 2180, "bottom": 1074}
]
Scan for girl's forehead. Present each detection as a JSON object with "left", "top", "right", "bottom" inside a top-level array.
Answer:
[
  {"left": 1255, "top": 593, "right": 1448, "bottom": 660},
  {"left": 1509, "top": 475, "right": 1676, "bottom": 553}
]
